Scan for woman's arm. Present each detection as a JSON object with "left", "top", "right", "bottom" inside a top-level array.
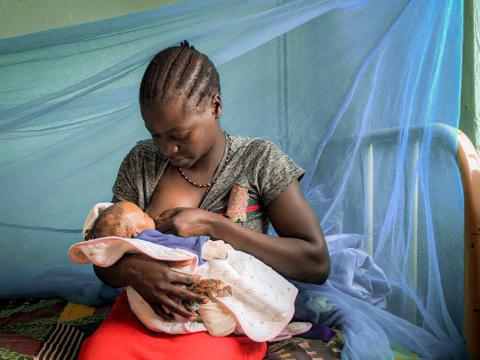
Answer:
[
  {"left": 157, "top": 182, "right": 329, "bottom": 284},
  {"left": 212, "top": 182, "right": 329, "bottom": 284}
]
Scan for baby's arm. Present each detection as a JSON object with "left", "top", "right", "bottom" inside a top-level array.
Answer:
[{"left": 138, "top": 230, "right": 209, "bottom": 259}]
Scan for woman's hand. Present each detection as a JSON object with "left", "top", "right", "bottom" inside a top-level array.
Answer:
[
  {"left": 125, "top": 254, "right": 208, "bottom": 321},
  {"left": 155, "top": 207, "right": 216, "bottom": 237}
]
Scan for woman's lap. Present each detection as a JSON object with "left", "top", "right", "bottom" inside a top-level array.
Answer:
[{"left": 78, "top": 290, "right": 267, "bottom": 360}]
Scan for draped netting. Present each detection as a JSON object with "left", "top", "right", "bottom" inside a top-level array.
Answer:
[{"left": 0, "top": 0, "right": 465, "bottom": 358}]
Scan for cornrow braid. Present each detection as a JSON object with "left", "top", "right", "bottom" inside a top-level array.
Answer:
[
  {"left": 140, "top": 40, "right": 220, "bottom": 107},
  {"left": 177, "top": 50, "right": 197, "bottom": 90},
  {"left": 187, "top": 56, "right": 206, "bottom": 100}
]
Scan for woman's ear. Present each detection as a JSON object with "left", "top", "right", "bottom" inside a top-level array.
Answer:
[{"left": 212, "top": 94, "right": 222, "bottom": 119}]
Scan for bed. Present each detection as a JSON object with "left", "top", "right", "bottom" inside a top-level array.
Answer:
[{"left": 0, "top": 124, "right": 478, "bottom": 359}]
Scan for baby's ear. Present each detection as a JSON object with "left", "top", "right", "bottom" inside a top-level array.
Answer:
[
  {"left": 132, "top": 230, "right": 139, "bottom": 238},
  {"left": 84, "top": 229, "right": 92, "bottom": 241}
]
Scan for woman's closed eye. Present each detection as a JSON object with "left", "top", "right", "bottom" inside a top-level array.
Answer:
[
  {"left": 151, "top": 131, "right": 190, "bottom": 141},
  {"left": 171, "top": 131, "right": 190, "bottom": 140}
]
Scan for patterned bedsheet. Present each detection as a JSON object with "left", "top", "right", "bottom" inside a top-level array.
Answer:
[
  {"left": 0, "top": 297, "right": 110, "bottom": 359},
  {"left": 0, "top": 297, "right": 418, "bottom": 360}
]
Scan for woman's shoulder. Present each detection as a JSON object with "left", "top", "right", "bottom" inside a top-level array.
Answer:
[
  {"left": 117, "top": 139, "right": 166, "bottom": 178},
  {"left": 132, "top": 139, "right": 158, "bottom": 155},
  {"left": 229, "top": 134, "right": 304, "bottom": 179},
  {"left": 230, "top": 135, "right": 280, "bottom": 156},
  {"left": 124, "top": 139, "right": 165, "bottom": 161},
  {"left": 230, "top": 135, "right": 289, "bottom": 164},
  {"left": 228, "top": 134, "right": 305, "bottom": 205}
]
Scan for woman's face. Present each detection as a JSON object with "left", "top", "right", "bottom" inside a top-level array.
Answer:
[{"left": 140, "top": 95, "right": 222, "bottom": 169}]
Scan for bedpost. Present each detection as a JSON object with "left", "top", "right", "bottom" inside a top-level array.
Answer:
[{"left": 457, "top": 130, "right": 480, "bottom": 360}]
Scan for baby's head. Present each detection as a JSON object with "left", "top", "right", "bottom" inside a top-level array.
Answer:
[{"left": 85, "top": 201, "right": 155, "bottom": 240}]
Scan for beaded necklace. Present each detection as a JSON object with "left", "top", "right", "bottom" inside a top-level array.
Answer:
[{"left": 177, "top": 132, "right": 231, "bottom": 188}]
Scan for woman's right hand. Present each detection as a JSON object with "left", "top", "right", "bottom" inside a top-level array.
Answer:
[{"left": 125, "top": 254, "right": 208, "bottom": 321}]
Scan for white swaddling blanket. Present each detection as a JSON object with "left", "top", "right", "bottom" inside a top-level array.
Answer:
[{"left": 68, "top": 236, "right": 298, "bottom": 342}]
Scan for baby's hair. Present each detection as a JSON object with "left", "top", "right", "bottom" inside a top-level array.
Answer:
[
  {"left": 84, "top": 203, "right": 133, "bottom": 240},
  {"left": 139, "top": 40, "right": 221, "bottom": 107}
]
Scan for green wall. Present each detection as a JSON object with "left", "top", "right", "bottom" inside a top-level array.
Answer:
[
  {"left": 461, "top": 0, "right": 480, "bottom": 152},
  {"left": 0, "top": 0, "right": 180, "bottom": 39}
]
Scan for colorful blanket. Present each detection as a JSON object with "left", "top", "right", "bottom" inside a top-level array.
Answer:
[{"left": 0, "top": 297, "right": 110, "bottom": 360}]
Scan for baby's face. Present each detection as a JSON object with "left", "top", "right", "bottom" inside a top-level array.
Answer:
[{"left": 118, "top": 202, "right": 156, "bottom": 236}]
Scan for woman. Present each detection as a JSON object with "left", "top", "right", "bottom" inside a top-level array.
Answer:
[{"left": 79, "top": 41, "right": 330, "bottom": 360}]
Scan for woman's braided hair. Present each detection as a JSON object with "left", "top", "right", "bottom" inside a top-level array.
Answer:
[{"left": 140, "top": 40, "right": 221, "bottom": 107}]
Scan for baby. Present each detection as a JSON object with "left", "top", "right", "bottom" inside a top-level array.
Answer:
[
  {"left": 84, "top": 201, "right": 237, "bottom": 336},
  {"left": 84, "top": 201, "right": 229, "bottom": 266},
  {"left": 72, "top": 201, "right": 306, "bottom": 341}
]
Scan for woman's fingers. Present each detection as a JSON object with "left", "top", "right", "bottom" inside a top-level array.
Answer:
[
  {"left": 168, "top": 268, "right": 200, "bottom": 285},
  {"left": 170, "top": 284, "right": 209, "bottom": 304},
  {"left": 168, "top": 271, "right": 206, "bottom": 302},
  {"left": 158, "top": 294, "right": 196, "bottom": 320},
  {"left": 155, "top": 217, "right": 173, "bottom": 233},
  {"left": 150, "top": 302, "right": 174, "bottom": 322},
  {"left": 126, "top": 256, "right": 207, "bottom": 320},
  {"left": 157, "top": 207, "right": 184, "bottom": 221},
  {"left": 155, "top": 208, "right": 181, "bottom": 232}
]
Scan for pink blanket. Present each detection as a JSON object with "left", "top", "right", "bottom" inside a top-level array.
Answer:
[{"left": 68, "top": 236, "right": 301, "bottom": 342}]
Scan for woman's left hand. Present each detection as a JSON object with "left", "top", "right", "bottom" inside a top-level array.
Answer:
[{"left": 155, "top": 207, "right": 217, "bottom": 237}]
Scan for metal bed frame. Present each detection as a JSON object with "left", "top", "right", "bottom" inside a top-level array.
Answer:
[{"left": 358, "top": 124, "right": 479, "bottom": 358}]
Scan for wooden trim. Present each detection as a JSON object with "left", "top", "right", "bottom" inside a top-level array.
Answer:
[{"left": 457, "top": 130, "right": 480, "bottom": 359}]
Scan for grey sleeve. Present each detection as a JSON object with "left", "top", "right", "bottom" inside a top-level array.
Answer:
[
  {"left": 249, "top": 140, "right": 305, "bottom": 206},
  {"left": 111, "top": 145, "right": 140, "bottom": 204}
]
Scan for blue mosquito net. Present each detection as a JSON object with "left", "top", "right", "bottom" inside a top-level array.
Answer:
[{"left": 0, "top": 0, "right": 466, "bottom": 358}]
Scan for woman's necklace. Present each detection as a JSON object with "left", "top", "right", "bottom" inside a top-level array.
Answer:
[{"left": 177, "top": 132, "right": 232, "bottom": 188}]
